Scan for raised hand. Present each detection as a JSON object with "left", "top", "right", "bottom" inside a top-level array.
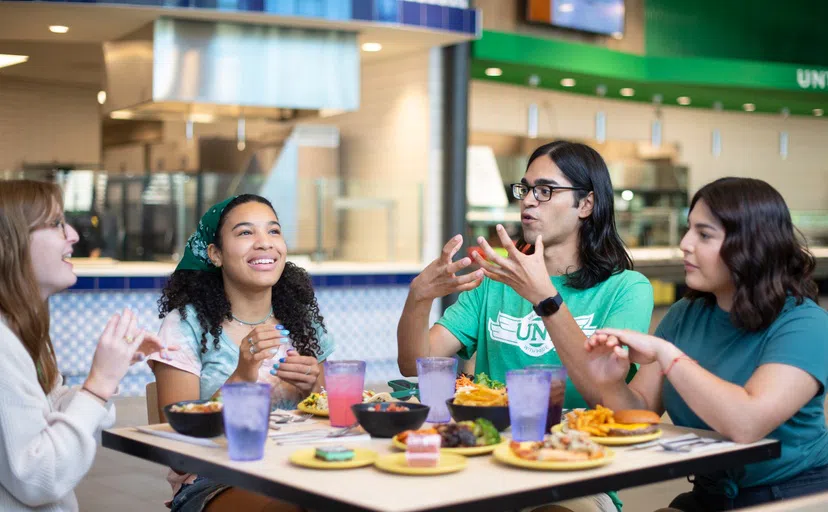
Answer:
[
  {"left": 85, "top": 309, "right": 156, "bottom": 400},
  {"left": 470, "top": 225, "right": 555, "bottom": 305},
  {"left": 410, "top": 235, "right": 483, "bottom": 302}
]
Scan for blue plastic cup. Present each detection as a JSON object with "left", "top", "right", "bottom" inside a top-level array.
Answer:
[
  {"left": 506, "top": 368, "right": 553, "bottom": 441},
  {"left": 416, "top": 357, "right": 458, "bottom": 423},
  {"left": 221, "top": 382, "right": 272, "bottom": 461},
  {"left": 526, "top": 364, "right": 568, "bottom": 431}
]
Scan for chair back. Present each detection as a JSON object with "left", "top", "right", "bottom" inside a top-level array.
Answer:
[{"left": 146, "top": 381, "right": 161, "bottom": 424}]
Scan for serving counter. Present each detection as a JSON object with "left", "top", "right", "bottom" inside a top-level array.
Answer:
[{"left": 51, "top": 248, "right": 828, "bottom": 396}]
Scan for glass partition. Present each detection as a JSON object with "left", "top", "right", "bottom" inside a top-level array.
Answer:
[{"left": 1, "top": 169, "right": 423, "bottom": 263}]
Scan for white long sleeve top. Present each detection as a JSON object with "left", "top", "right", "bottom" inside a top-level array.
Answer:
[{"left": 0, "top": 319, "right": 116, "bottom": 511}]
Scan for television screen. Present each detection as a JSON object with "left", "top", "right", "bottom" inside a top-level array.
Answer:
[{"left": 526, "top": 0, "right": 625, "bottom": 37}]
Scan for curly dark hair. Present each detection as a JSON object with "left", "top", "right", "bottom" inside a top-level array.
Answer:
[
  {"left": 158, "top": 194, "right": 326, "bottom": 356},
  {"left": 685, "top": 177, "right": 818, "bottom": 331},
  {"left": 516, "top": 141, "right": 633, "bottom": 289}
]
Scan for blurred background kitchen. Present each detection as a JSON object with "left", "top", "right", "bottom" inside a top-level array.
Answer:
[{"left": 1, "top": 0, "right": 827, "bottom": 392}]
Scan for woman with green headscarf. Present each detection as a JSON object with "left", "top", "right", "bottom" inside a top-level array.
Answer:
[{"left": 148, "top": 194, "right": 333, "bottom": 512}]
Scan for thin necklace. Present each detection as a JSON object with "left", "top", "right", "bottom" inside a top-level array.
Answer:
[{"left": 231, "top": 309, "right": 274, "bottom": 327}]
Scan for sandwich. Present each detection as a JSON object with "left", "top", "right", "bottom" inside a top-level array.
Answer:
[{"left": 603, "top": 409, "right": 661, "bottom": 437}]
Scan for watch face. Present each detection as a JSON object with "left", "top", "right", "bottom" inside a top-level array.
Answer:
[{"left": 535, "top": 295, "right": 562, "bottom": 316}]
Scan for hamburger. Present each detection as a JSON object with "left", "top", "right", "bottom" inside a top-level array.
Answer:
[{"left": 605, "top": 409, "right": 661, "bottom": 436}]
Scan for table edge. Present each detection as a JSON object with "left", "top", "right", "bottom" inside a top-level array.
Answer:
[{"left": 102, "top": 430, "right": 781, "bottom": 512}]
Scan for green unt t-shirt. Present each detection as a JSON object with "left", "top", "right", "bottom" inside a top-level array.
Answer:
[
  {"left": 436, "top": 270, "right": 654, "bottom": 410},
  {"left": 657, "top": 297, "right": 828, "bottom": 490}
]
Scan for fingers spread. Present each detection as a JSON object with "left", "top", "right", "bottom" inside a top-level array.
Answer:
[
  {"left": 441, "top": 235, "right": 463, "bottom": 263},
  {"left": 495, "top": 225, "right": 521, "bottom": 258},
  {"left": 476, "top": 236, "right": 507, "bottom": 267},
  {"left": 446, "top": 257, "right": 472, "bottom": 275}
]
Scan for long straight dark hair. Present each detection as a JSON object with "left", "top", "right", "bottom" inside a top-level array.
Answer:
[
  {"left": 685, "top": 177, "right": 817, "bottom": 331},
  {"left": 0, "top": 180, "right": 62, "bottom": 394},
  {"left": 518, "top": 141, "right": 633, "bottom": 289}
]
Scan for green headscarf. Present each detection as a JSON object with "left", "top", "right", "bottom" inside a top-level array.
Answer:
[{"left": 176, "top": 196, "right": 238, "bottom": 272}]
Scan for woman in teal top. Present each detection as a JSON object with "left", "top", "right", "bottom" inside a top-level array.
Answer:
[
  {"left": 585, "top": 177, "right": 828, "bottom": 511},
  {"left": 149, "top": 194, "right": 333, "bottom": 512}
]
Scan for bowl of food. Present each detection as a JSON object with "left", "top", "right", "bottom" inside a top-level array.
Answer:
[
  {"left": 351, "top": 402, "right": 430, "bottom": 438},
  {"left": 445, "top": 398, "right": 511, "bottom": 432},
  {"left": 447, "top": 373, "right": 511, "bottom": 431},
  {"left": 163, "top": 400, "right": 224, "bottom": 438}
]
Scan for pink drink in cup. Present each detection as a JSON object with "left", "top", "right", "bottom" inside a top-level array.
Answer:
[{"left": 324, "top": 360, "right": 366, "bottom": 427}]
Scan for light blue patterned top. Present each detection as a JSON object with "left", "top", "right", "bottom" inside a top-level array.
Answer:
[{"left": 152, "top": 304, "right": 334, "bottom": 410}]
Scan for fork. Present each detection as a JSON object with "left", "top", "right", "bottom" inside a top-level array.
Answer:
[
  {"left": 269, "top": 423, "right": 359, "bottom": 443},
  {"left": 659, "top": 438, "right": 725, "bottom": 452},
  {"left": 270, "top": 413, "right": 312, "bottom": 424}
]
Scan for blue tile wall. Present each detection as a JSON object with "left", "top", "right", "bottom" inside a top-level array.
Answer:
[{"left": 52, "top": 276, "right": 419, "bottom": 396}]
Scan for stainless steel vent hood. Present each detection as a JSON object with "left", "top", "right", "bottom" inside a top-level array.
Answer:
[{"left": 103, "top": 17, "right": 360, "bottom": 122}]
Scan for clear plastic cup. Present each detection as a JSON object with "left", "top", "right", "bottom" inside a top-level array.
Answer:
[
  {"left": 526, "top": 364, "right": 568, "bottom": 432},
  {"left": 506, "top": 368, "right": 553, "bottom": 442},
  {"left": 221, "top": 382, "right": 272, "bottom": 461},
  {"left": 324, "top": 360, "right": 366, "bottom": 427},
  {"left": 416, "top": 357, "right": 458, "bottom": 423}
]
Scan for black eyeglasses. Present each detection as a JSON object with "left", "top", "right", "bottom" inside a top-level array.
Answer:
[
  {"left": 33, "top": 218, "right": 68, "bottom": 239},
  {"left": 511, "top": 183, "right": 589, "bottom": 202}
]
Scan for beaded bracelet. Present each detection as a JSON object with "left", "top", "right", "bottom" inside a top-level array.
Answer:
[{"left": 661, "top": 355, "right": 695, "bottom": 376}]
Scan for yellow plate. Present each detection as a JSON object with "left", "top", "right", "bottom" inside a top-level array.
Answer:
[
  {"left": 493, "top": 443, "right": 614, "bottom": 471},
  {"left": 289, "top": 448, "right": 377, "bottom": 469},
  {"left": 374, "top": 452, "right": 467, "bottom": 476},
  {"left": 297, "top": 402, "right": 329, "bottom": 417},
  {"left": 391, "top": 435, "right": 503, "bottom": 456},
  {"left": 552, "top": 424, "right": 663, "bottom": 445}
]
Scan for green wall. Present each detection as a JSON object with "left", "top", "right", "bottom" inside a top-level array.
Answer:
[{"left": 646, "top": 0, "right": 828, "bottom": 67}]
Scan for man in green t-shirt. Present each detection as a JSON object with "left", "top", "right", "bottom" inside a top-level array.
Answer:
[{"left": 397, "top": 141, "right": 654, "bottom": 512}]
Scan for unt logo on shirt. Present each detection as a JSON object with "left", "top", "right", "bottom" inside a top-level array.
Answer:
[{"left": 487, "top": 311, "right": 598, "bottom": 357}]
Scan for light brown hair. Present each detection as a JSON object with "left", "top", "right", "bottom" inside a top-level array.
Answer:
[{"left": 0, "top": 180, "right": 63, "bottom": 393}]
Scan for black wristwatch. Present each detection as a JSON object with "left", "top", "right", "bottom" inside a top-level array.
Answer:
[{"left": 533, "top": 293, "right": 564, "bottom": 317}]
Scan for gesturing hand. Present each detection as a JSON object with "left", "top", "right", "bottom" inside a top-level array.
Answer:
[
  {"left": 470, "top": 225, "right": 555, "bottom": 305},
  {"left": 586, "top": 329, "right": 669, "bottom": 366},
  {"left": 86, "top": 309, "right": 160, "bottom": 400},
  {"left": 410, "top": 235, "right": 484, "bottom": 302}
]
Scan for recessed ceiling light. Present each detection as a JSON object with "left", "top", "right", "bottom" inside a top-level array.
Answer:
[
  {"left": 97, "top": 90, "right": 106, "bottom": 105},
  {"left": 0, "top": 54, "right": 29, "bottom": 70},
  {"left": 49, "top": 25, "right": 69, "bottom": 34},
  {"left": 558, "top": 2, "right": 575, "bottom": 13},
  {"left": 361, "top": 42, "right": 382, "bottom": 52},
  {"left": 110, "top": 110, "right": 134, "bottom": 120},
  {"left": 813, "top": 108, "right": 824, "bottom": 117},
  {"left": 620, "top": 88, "right": 635, "bottom": 97},
  {"left": 743, "top": 103, "right": 756, "bottom": 112},
  {"left": 611, "top": 32, "right": 623, "bottom": 40},
  {"left": 621, "top": 190, "right": 634, "bottom": 201},
  {"left": 677, "top": 96, "right": 691, "bottom": 106},
  {"left": 560, "top": 78, "right": 576, "bottom": 87},
  {"left": 485, "top": 67, "right": 503, "bottom": 77}
]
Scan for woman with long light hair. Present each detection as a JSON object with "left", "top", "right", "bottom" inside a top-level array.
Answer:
[{"left": 0, "top": 180, "right": 169, "bottom": 511}]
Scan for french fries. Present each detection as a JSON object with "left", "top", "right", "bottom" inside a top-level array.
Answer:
[
  {"left": 564, "top": 405, "right": 615, "bottom": 437},
  {"left": 453, "top": 385, "right": 508, "bottom": 406}
]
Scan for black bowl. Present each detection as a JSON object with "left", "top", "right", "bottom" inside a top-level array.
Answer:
[
  {"left": 447, "top": 399, "right": 565, "bottom": 433},
  {"left": 351, "top": 402, "right": 430, "bottom": 438},
  {"left": 445, "top": 398, "right": 511, "bottom": 431},
  {"left": 163, "top": 400, "right": 225, "bottom": 438}
]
